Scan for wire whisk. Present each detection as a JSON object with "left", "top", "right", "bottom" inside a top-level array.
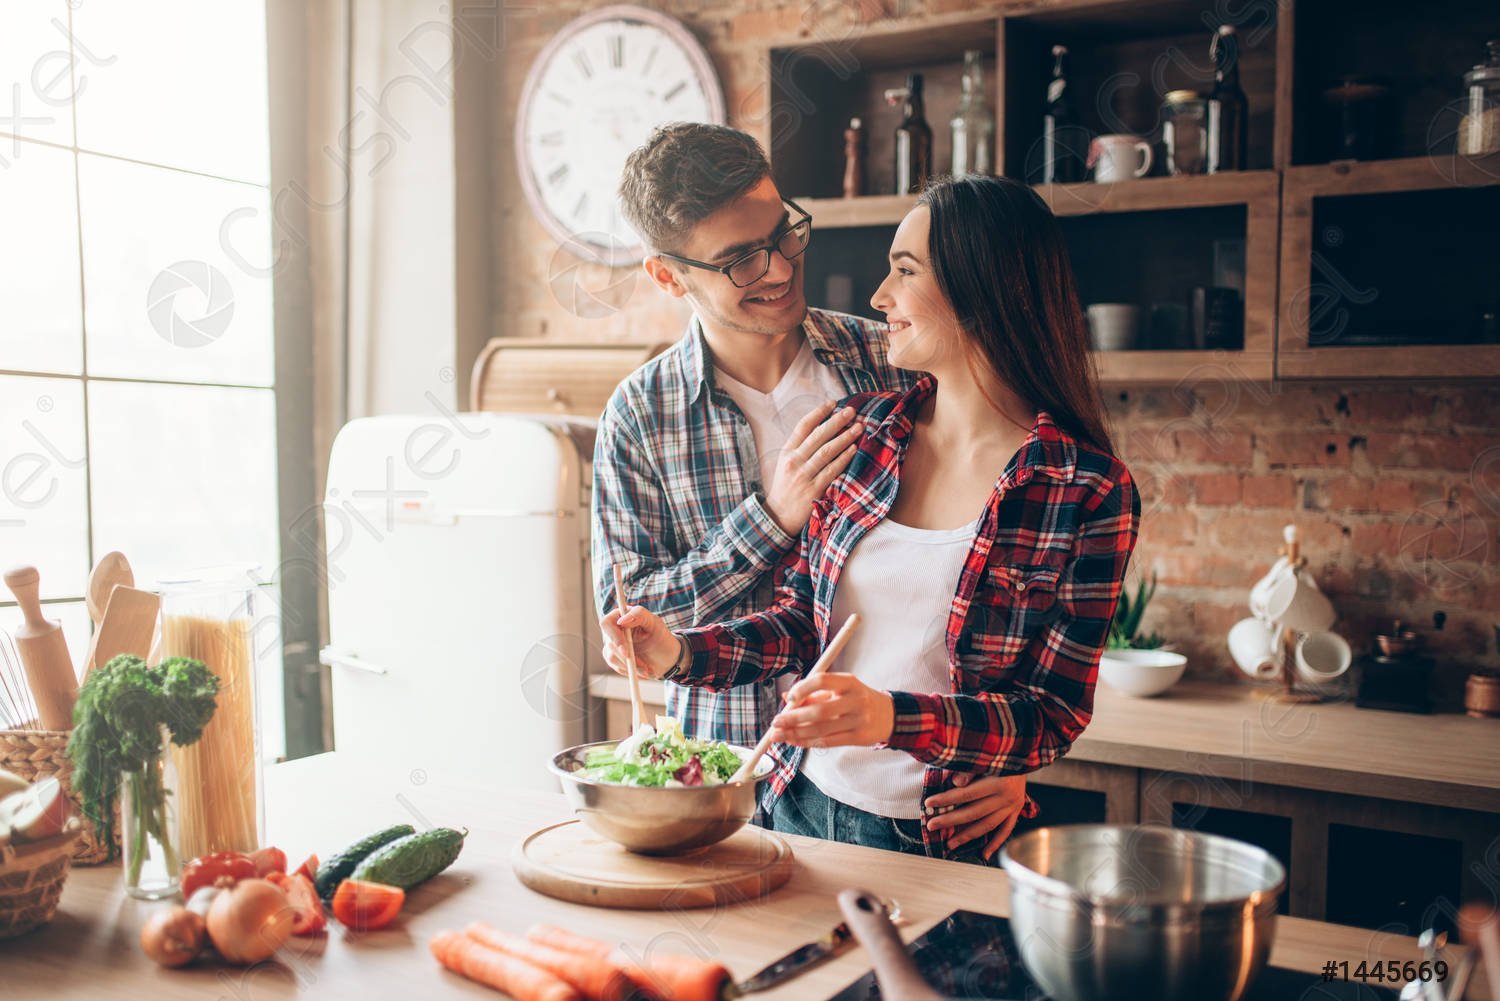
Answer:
[{"left": 0, "top": 629, "right": 39, "bottom": 731}]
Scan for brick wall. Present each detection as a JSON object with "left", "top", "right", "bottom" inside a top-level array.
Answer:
[
  {"left": 1111, "top": 383, "right": 1499, "bottom": 693},
  {"left": 490, "top": 2, "right": 1500, "bottom": 689}
]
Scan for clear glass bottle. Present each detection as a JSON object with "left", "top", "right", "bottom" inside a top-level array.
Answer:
[
  {"left": 1459, "top": 40, "right": 1500, "bottom": 156},
  {"left": 121, "top": 725, "right": 181, "bottom": 900},
  {"left": 1209, "top": 25, "right": 1249, "bottom": 171},
  {"left": 950, "top": 50, "right": 994, "bottom": 177},
  {"left": 893, "top": 73, "right": 932, "bottom": 194}
]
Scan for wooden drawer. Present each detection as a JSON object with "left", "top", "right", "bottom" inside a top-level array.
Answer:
[{"left": 469, "top": 339, "right": 669, "bottom": 418}]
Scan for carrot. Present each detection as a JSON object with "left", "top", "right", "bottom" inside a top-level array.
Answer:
[
  {"left": 465, "top": 922, "right": 636, "bottom": 1001},
  {"left": 526, "top": 923, "right": 614, "bottom": 959},
  {"left": 431, "top": 930, "right": 582, "bottom": 1001},
  {"left": 609, "top": 947, "right": 731, "bottom": 1001},
  {"left": 526, "top": 925, "right": 728, "bottom": 1001}
]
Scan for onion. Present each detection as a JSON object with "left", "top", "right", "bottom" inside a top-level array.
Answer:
[
  {"left": 140, "top": 906, "right": 205, "bottom": 968},
  {"left": 206, "top": 877, "right": 295, "bottom": 964}
]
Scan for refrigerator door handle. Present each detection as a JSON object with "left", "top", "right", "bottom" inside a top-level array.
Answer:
[{"left": 319, "top": 646, "right": 390, "bottom": 676}]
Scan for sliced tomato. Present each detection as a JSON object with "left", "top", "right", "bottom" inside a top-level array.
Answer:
[
  {"left": 180, "top": 851, "right": 257, "bottom": 901},
  {"left": 292, "top": 853, "right": 319, "bottom": 884},
  {"left": 331, "top": 879, "right": 404, "bottom": 932},
  {"left": 249, "top": 845, "right": 287, "bottom": 877},
  {"left": 283, "top": 872, "right": 327, "bottom": 935}
]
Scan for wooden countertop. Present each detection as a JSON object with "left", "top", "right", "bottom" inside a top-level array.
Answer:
[
  {"left": 2, "top": 752, "right": 1487, "bottom": 1000},
  {"left": 1069, "top": 680, "right": 1500, "bottom": 813}
]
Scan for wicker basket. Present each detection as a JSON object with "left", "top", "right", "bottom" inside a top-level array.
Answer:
[
  {"left": 0, "top": 820, "right": 83, "bottom": 938},
  {"left": 0, "top": 729, "right": 116, "bottom": 865}
]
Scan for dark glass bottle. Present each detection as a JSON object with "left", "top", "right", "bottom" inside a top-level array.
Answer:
[
  {"left": 1209, "top": 25, "right": 1249, "bottom": 171},
  {"left": 1043, "top": 44, "right": 1083, "bottom": 183},
  {"left": 894, "top": 73, "right": 932, "bottom": 194}
]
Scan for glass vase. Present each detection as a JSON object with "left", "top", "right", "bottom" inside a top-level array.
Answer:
[
  {"left": 120, "top": 726, "right": 181, "bottom": 900},
  {"left": 158, "top": 578, "right": 265, "bottom": 860}
]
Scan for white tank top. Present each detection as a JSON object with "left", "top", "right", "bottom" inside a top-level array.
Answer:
[{"left": 800, "top": 516, "right": 977, "bottom": 819}]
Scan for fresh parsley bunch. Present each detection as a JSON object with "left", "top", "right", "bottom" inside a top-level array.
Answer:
[{"left": 66, "top": 654, "right": 220, "bottom": 858}]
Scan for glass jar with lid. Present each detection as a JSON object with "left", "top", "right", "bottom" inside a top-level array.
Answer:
[
  {"left": 1162, "top": 89, "right": 1210, "bottom": 175},
  {"left": 1460, "top": 40, "right": 1500, "bottom": 155}
]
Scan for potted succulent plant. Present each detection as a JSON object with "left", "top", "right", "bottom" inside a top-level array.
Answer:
[{"left": 1101, "top": 573, "right": 1187, "bottom": 698}]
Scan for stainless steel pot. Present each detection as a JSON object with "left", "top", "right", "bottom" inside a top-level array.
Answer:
[
  {"left": 550, "top": 740, "right": 774, "bottom": 855},
  {"left": 999, "top": 825, "right": 1285, "bottom": 1001}
]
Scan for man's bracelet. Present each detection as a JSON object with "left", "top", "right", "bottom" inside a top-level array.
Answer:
[{"left": 665, "top": 633, "right": 689, "bottom": 679}]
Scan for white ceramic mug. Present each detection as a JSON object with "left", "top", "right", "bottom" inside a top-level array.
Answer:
[
  {"left": 1087, "top": 304, "right": 1141, "bottom": 351},
  {"left": 1296, "top": 630, "right": 1352, "bottom": 685},
  {"left": 1228, "top": 617, "right": 1281, "bottom": 680},
  {"left": 1261, "top": 570, "right": 1336, "bottom": 633},
  {"left": 1090, "top": 134, "right": 1153, "bottom": 182}
]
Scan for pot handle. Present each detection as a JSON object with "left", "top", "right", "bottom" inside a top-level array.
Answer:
[{"left": 837, "top": 888, "right": 944, "bottom": 1000}]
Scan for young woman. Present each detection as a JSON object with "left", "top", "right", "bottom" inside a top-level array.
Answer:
[{"left": 601, "top": 175, "right": 1140, "bottom": 864}]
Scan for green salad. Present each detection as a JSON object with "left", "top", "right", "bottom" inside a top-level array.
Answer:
[{"left": 583, "top": 716, "right": 744, "bottom": 787}]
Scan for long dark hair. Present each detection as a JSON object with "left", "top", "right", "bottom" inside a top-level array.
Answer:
[{"left": 917, "top": 175, "right": 1114, "bottom": 455}]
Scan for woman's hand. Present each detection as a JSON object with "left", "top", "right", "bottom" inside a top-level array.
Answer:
[
  {"left": 924, "top": 773, "right": 1028, "bottom": 860},
  {"left": 600, "top": 605, "right": 683, "bottom": 680},
  {"left": 766, "top": 673, "right": 895, "bottom": 748}
]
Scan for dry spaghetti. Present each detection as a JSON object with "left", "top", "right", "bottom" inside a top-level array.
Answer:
[{"left": 161, "top": 613, "right": 258, "bottom": 858}]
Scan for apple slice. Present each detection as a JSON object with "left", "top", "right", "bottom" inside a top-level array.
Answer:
[
  {"left": 0, "top": 767, "right": 28, "bottom": 799},
  {"left": 1, "top": 776, "right": 69, "bottom": 842}
]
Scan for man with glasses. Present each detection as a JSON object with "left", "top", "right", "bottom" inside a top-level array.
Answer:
[{"left": 592, "top": 123, "right": 1028, "bottom": 860}]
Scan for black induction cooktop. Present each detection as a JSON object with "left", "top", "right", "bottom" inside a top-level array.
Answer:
[{"left": 827, "top": 910, "right": 1399, "bottom": 1001}]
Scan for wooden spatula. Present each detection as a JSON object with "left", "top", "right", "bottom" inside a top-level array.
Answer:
[
  {"left": 611, "top": 565, "right": 648, "bottom": 730},
  {"left": 85, "top": 551, "right": 134, "bottom": 625},
  {"left": 83, "top": 584, "right": 160, "bottom": 674},
  {"left": 730, "top": 613, "right": 861, "bottom": 784},
  {"left": 837, "top": 888, "right": 941, "bottom": 1000},
  {"left": 3, "top": 566, "right": 76, "bottom": 731}
]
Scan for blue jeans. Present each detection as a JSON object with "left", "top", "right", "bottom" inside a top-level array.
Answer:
[{"left": 769, "top": 771, "right": 1000, "bottom": 867}]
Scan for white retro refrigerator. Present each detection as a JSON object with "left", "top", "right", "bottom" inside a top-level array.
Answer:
[{"left": 320, "top": 414, "right": 599, "bottom": 791}]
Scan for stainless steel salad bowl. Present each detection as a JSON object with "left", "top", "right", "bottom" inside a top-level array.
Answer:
[
  {"left": 550, "top": 740, "right": 775, "bottom": 855},
  {"left": 999, "top": 825, "right": 1285, "bottom": 1001}
]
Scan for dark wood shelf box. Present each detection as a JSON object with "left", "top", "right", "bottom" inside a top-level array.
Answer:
[
  {"left": 768, "top": 16, "right": 1001, "bottom": 200},
  {"left": 1277, "top": 154, "right": 1500, "bottom": 379},
  {"left": 1001, "top": 0, "right": 1281, "bottom": 182},
  {"left": 1285, "top": 0, "right": 1500, "bottom": 167}
]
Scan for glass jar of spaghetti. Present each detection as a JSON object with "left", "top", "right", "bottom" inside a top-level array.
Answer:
[{"left": 157, "top": 575, "right": 265, "bottom": 860}]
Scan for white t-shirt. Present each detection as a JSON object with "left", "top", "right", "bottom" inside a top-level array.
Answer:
[
  {"left": 800, "top": 517, "right": 977, "bottom": 819},
  {"left": 712, "top": 341, "right": 848, "bottom": 493}
]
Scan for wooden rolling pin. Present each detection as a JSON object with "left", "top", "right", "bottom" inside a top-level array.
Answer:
[{"left": 3, "top": 566, "right": 77, "bottom": 730}]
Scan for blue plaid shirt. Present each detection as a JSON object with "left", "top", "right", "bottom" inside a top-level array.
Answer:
[{"left": 591, "top": 308, "right": 916, "bottom": 747}]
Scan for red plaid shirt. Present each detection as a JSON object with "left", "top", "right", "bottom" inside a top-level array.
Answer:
[{"left": 674, "top": 376, "right": 1140, "bottom": 858}]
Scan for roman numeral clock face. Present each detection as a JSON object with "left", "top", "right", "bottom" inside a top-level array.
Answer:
[{"left": 516, "top": 6, "right": 725, "bottom": 267}]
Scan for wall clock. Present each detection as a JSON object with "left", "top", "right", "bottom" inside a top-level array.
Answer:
[{"left": 515, "top": 5, "right": 726, "bottom": 267}]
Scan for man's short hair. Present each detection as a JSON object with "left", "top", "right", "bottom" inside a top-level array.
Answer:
[{"left": 618, "top": 123, "right": 771, "bottom": 254}]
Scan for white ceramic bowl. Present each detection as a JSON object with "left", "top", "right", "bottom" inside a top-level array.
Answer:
[{"left": 1099, "top": 650, "right": 1188, "bottom": 698}]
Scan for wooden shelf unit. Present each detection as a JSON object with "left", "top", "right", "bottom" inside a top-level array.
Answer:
[{"left": 760, "top": 0, "right": 1500, "bottom": 382}]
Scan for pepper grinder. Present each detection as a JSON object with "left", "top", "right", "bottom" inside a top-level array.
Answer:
[{"left": 3, "top": 565, "right": 77, "bottom": 730}]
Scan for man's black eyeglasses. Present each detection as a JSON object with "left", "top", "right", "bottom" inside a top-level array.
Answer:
[{"left": 656, "top": 201, "right": 813, "bottom": 289}]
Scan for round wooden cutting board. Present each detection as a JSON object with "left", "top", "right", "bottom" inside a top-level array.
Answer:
[{"left": 512, "top": 820, "right": 796, "bottom": 909}]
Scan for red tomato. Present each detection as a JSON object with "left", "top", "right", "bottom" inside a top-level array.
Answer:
[
  {"left": 180, "top": 851, "right": 257, "bottom": 901},
  {"left": 270, "top": 872, "right": 327, "bottom": 936},
  {"left": 249, "top": 846, "right": 287, "bottom": 877},
  {"left": 331, "top": 879, "right": 404, "bottom": 932},
  {"left": 292, "top": 853, "right": 319, "bottom": 884}
]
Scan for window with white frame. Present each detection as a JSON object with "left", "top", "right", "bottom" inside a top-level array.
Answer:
[{"left": 1, "top": 0, "right": 286, "bottom": 758}]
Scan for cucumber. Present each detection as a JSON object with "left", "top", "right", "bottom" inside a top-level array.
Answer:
[
  {"left": 314, "top": 823, "right": 415, "bottom": 901},
  {"left": 351, "top": 827, "right": 466, "bottom": 890}
]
